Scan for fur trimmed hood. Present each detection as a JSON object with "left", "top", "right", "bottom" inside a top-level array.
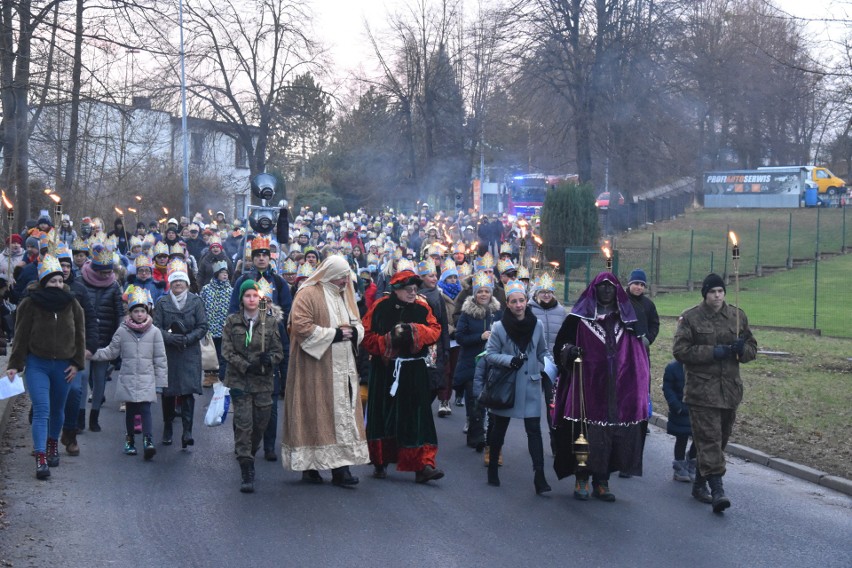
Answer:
[{"left": 461, "top": 295, "right": 500, "bottom": 319}]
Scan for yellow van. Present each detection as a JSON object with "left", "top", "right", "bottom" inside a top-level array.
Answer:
[{"left": 757, "top": 166, "right": 847, "bottom": 195}]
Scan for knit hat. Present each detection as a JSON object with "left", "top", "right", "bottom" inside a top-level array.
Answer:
[
  {"left": 701, "top": 273, "right": 726, "bottom": 298},
  {"left": 628, "top": 269, "right": 647, "bottom": 286},
  {"left": 5, "top": 234, "right": 22, "bottom": 246},
  {"left": 239, "top": 279, "right": 259, "bottom": 302},
  {"left": 25, "top": 235, "right": 39, "bottom": 249}
]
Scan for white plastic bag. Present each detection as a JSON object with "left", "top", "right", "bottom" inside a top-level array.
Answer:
[
  {"left": 0, "top": 373, "right": 25, "bottom": 400},
  {"left": 204, "top": 382, "right": 231, "bottom": 427}
]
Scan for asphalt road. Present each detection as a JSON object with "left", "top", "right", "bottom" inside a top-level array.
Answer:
[{"left": 0, "top": 385, "right": 850, "bottom": 568}]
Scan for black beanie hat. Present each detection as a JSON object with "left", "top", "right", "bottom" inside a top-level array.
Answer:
[{"left": 701, "top": 273, "right": 726, "bottom": 298}]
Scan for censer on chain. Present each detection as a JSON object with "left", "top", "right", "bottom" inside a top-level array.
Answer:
[{"left": 572, "top": 347, "right": 590, "bottom": 468}]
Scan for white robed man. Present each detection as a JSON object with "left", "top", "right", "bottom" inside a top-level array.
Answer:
[{"left": 281, "top": 255, "right": 369, "bottom": 486}]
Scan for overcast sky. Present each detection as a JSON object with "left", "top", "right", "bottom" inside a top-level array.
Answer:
[{"left": 314, "top": 0, "right": 851, "bottom": 84}]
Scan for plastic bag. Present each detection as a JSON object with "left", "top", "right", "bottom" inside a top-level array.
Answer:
[{"left": 204, "top": 381, "right": 230, "bottom": 427}]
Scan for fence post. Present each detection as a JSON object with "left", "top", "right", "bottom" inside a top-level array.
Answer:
[
  {"left": 813, "top": 207, "right": 820, "bottom": 330},
  {"left": 723, "top": 224, "right": 729, "bottom": 283},
  {"left": 649, "top": 232, "right": 655, "bottom": 280},
  {"left": 842, "top": 206, "right": 847, "bottom": 254},
  {"left": 563, "top": 249, "right": 570, "bottom": 305},
  {"left": 755, "top": 218, "right": 762, "bottom": 276},
  {"left": 654, "top": 236, "right": 661, "bottom": 297},
  {"left": 786, "top": 212, "right": 793, "bottom": 269},
  {"left": 687, "top": 229, "right": 694, "bottom": 291},
  {"left": 710, "top": 251, "right": 714, "bottom": 274}
]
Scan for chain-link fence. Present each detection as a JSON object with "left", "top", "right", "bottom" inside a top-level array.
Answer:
[{"left": 560, "top": 206, "right": 851, "bottom": 337}]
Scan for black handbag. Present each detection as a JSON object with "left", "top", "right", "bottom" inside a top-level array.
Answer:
[{"left": 478, "top": 362, "right": 517, "bottom": 410}]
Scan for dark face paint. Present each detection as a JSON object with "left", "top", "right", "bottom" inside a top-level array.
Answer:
[{"left": 595, "top": 282, "right": 616, "bottom": 306}]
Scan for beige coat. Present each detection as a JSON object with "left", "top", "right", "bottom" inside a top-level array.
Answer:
[{"left": 281, "top": 283, "right": 369, "bottom": 471}]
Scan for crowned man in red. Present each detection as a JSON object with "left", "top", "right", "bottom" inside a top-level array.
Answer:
[{"left": 362, "top": 268, "right": 445, "bottom": 483}]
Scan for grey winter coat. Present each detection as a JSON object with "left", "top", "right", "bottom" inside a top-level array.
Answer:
[
  {"left": 528, "top": 298, "right": 567, "bottom": 353},
  {"left": 91, "top": 321, "right": 168, "bottom": 403},
  {"left": 484, "top": 318, "right": 547, "bottom": 419},
  {"left": 153, "top": 292, "right": 209, "bottom": 396}
]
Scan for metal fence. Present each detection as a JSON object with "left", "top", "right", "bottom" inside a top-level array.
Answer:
[
  {"left": 599, "top": 192, "right": 694, "bottom": 235},
  {"left": 562, "top": 206, "right": 851, "bottom": 337}
]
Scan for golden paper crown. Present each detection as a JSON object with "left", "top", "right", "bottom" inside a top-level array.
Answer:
[
  {"left": 55, "top": 242, "right": 72, "bottom": 261},
  {"left": 517, "top": 265, "right": 530, "bottom": 279},
  {"left": 441, "top": 258, "right": 456, "bottom": 273},
  {"left": 91, "top": 243, "right": 113, "bottom": 267},
  {"left": 167, "top": 258, "right": 188, "bottom": 276},
  {"left": 71, "top": 237, "right": 89, "bottom": 253},
  {"left": 497, "top": 259, "right": 516, "bottom": 275},
  {"left": 505, "top": 279, "right": 526, "bottom": 297},
  {"left": 472, "top": 270, "right": 493, "bottom": 291},
  {"left": 393, "top": 247, "right": 404, "bottom": 260},
  {"left": 38, "top": 254, "right": 63, "bottom": 282},
  {"left": 153, "top": 241, "right": 170, "bottom": 257},
  {"left": 452, "top": 242, "right": 466, "bottom": 254},
  {"left": 396, "top": 258, "right": 415, "bottom": 273},
  {"left": 124, "top": 285, "right": 152, "bottom": 309},
  {"left": 280, "top": 258, "right": 298, "bottom": 274},
  {"left": 417, "top": 258, "right": 436, "bottom": 276},
  {"left": 135, "top": 255, "right": 153, "bottom": 269},
  {"left": 426, "top": 244, "right": 442, "bottom": 258},
  {"left": 129, "top": 236, "right": 143, "bottom": 248},
  {"left": 499, "top": 242, "right": 513, "bottom": 254},
  {"left": 537, "top": 272, "right": 555, "bottom": 292},
  {"left": 474, "top": 252, "right": 494, "bottom": 271},
  {"left": 251, "top": 236, "right": 271, "bottom": 252},
  {"left": 169, "top": 243, "right": 185, "bottom": 257},
  {"left": 256, "top": 276, "right": 274, "bottom": 299},
  {"left": 296, "top": 262, "right": 315, "bottom": 279},
  {"left": 458, "top": 262, "right": 472, "bottom": 277}
]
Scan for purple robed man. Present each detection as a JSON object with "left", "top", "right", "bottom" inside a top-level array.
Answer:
[{"left": 551, "top": 272, "right": 650, "bottom": 502}]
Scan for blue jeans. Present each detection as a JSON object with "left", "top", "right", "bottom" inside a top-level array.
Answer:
[
  {"left": 26, "top": 355, "right": 72, "bottom": 452},
  {"left": 63, "top": 370, "right": 83, "bottom": 430}
]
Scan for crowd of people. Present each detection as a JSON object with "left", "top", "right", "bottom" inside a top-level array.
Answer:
[{"left": 1, "top": 204, "right": 756, "bottom": 511}]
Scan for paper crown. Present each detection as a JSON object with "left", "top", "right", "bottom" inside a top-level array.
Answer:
[
  {"left": 499, "top": 242, "right": 513, "bottom": 255},
  {"left": 441, "top": 257, "right": 457, "bottom": 274},
  {"left": 37, "top": 233, "right": 52, "bottom": 252},
  {"left": 38, "top": 254, "right": 63, "bottom": 283},
  {"left": 393, "top": 247, "right": 404, "bottom": 260},
  {"left": 452, "top": 242, "right": 466, "bottom": 254},
  {"left": 106, "top": 234, "right": 119, "bottom": 249},
  {"left": 153, "top": 241, "right": 170, "bottom": 257},
  {"left": 169, "top": 243, "right": 185, "bottom": 257},
  {"left": 256, "top": 276, "right": 274, "bottom": 299},
  {"left": 497, "top": 259, "right": 517, "bottom": 275},
  {"left": 167, "top": 258, "right": 188, "bottom": 277},
  {"left": 417, "top": 258, "right": 436, "bottom": 276},
  {"left": 55, "top": 243, "right": 72, "bottom": 262},
  {"left": 366, "top": 253, "right": 379, "bottom": 265},
  {"left": 426, "top": 244, "right": 442, "bottom": 258},
  {"left": 135, "top": 255, "right": 153, "bottom": 269},
  {"left": 251, "top": 236, "right": 271, "bottom": 253},
  {"left": 71, "top": 237, "right": 89, "bottom": 253},
  {"left": 129, "top": 236, "right": 143, "bottom": 249},
  {"left": 396, "top": 258, "right": 416, "bottom": 274},
  {"left": 142, "top": 234, "right": 157, "bottom": 246},
  {"left": 90, "top": 243, "right": 114, "bottom": 269},
  {"left": 296, "top": 262, "right": 315, "bottom": 279},
  {"left": 208, "top": 235, "right": 222, "bottom": 247},
  {"left": 124, "top": 285, "right": 153, "bottom": 310},
  {"left": 536, "top": 272, "right": 555, "bottom": 292},
  {"left": 280, "top": 258, "right": 298, "bottom": 274},
  {"left": 517, "top": 265, "right": 530, "bottom": 280},
  {"left": 457, "top": 262, "right": 472, "bottom": 277},
  {"left": 474, "top": 252, "right": 495, "bottom": 271},
  {"left": 472, "top": 270, "right": 494, "bottom": 291},
  {"left": 504, "top": 279, "right": 526, "bottom": 297}
]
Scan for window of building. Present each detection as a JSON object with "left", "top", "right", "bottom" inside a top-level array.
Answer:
[
  {"left": 235, "top": 142, "right": 248, "bottom": 169},
  {"left": 191, "top": 132, "right": 204, "bottom": 164}
]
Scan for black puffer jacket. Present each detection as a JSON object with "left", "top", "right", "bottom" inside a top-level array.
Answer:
[{"left": 81, "top": 276, "right": 125, "bottom": 348}]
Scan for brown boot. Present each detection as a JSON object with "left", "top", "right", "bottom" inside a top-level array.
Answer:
[{"left": 60, "top": 428, "right": 80, "bottom": 456}]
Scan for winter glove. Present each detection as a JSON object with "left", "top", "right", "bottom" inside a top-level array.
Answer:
[
  {"left": 333, "top": 328, "right": 345, "bottom": 343},
  {"left": 560, "top": 345, "right": 583, "bottom": 366},
  {"left": 259, "top": 352, "right": 273, "bottom": 367},
  {"left": 247, "top": 361, "right": 263, "bottom": 374},
  {"left": 713, "top": 345, "right": 733, "bottom": 360},
  {"left": 174, "top": 335, "right": 187, "bottom": 351},
  {"left": 510, "top": 356, "right": 524, "bottom": 370},
  {"left": 641, "top": 336, "right": 651, "bottom": 350},
  {"left": 731, "top": 338, "right": 745, "bottom": 357}
]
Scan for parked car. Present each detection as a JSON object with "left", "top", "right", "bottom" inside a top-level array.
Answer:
[{"left": 595, "top": 191, "right": 625, "bottom": 209}]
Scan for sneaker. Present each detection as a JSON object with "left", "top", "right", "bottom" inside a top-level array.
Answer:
[
  {"left": 454, "top": 394, "right": 465, "bottom": 407},
  {"left": 143, "top": 436, "right": 156, "bottom": 460},
  {"left": 592, "top": 480, "right": 616, "bottom": 502},
  {"left": 124, "top": 436, "right": 137, "bottom": 456},
  {"left": 119, "top": 402, "right": 126, "bottom": 412},
  {"left": 437, "top": 401, "right": 452, "bottom": 417},
  {"left": 574, "top": 478, "right": 590, "bottom": 500},
  {"left": 462, "top": 419, "right": 469, "bottom": 434}
]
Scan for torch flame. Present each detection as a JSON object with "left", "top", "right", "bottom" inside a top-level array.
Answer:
[
  {"left": 549, "top": 261, "right": 560, "bottom": 268},
  {"left": 127, "top": 207, "right": 137, "bottom": 214},
  {"left": 602, "top": 246, "right": 611, "bottom": 259},
  {"left": 162, "top": 207, "right": 169, "bottom": 215},
  {"left": 49, "top": 194, "right": 61, "bottom": 204},
  {"left": 158, "top": 218, "right": 167, "bottom": 224},
  {"left": 43, "top": 188, "right": 53, "bottom": 195},
  {"left": 114, "top": 206, "right": 124, "bottom": 215},
  {"left": 1, "top": 191, "right": 12, "bottom": 209},
  {"left": 208, "top": 209, "right": 213, "bottom": 216},
  {"left": 134, "top": 195, "right": 143, "bottom": 202},
  {"left": 729, "top": 231, "right": 738, "bottom": 246},
  {"left": 533, "top": 235, "right": 543, "bottom": 246}
]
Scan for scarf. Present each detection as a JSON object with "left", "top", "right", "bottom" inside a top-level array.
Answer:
[
  {"left": 170, "top": 289, "right": 188, "bottom": 310},
  {"left": 125, "top": 313, "right": 153, "bottom": 334},
  {"left": 501, "top": 306, "right": 538, "bottom": 354},
  {"left": 438, "top": 280, "right": 461, "bottom": 300},
  {"left": 30, "top": 286, "right": 74, "bottom": 312},
  {"left": 81, "top": 262, "right": 116, "bottom": 288}
]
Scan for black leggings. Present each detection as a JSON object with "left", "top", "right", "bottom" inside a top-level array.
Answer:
[
  {"left": 488, "top": 415, "right": 544, "bottom": 471},
  {"left": 125, "top": 401, "right": 153, "bottom": 437},
  {"left": 674, "top": 433, "right": 697, "bottom": 461}
]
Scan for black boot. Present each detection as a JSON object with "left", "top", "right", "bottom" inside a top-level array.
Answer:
[
  {"left": 46, "top": 438, "right": 60, "bottom": 467},
  {"left": 162, "top": 422, "right": 173, "bottom": 445},
  {"left": 239, "top": 460, "right": 255, "bottom": 493},
  {"left": 707, "top": 474, "right": 731, "bottom": 513},
  {"left": 181, "top": 396, "right": 195, "bottom": 449},
  {"left": 161, "top": 395, "right": 174, "bottom": 445},
  {"left": 692, "top": 473, "right": 713, "bottom": 504},
  {"left": 88, "top": 409, "right": 101, "bottom": 432},
  {"left": 35, "top": 452, "right": 50, "bottom": 480},
  {"left": 534, "top": 469, "right": 552, "bottom": 494},
  {"left": 487, "top": 445, "right": 501, "bottom": 486},
  {"left": 331, "top": 466, "right": 359, "bottom": 487}
]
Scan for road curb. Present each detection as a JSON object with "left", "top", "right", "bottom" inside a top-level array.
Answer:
[{"left": 650, "top": 413, "right": 851, "bottom": 497}]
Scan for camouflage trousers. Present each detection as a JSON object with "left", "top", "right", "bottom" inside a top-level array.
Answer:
[
  {"left": 232, "top": 390, "right": 273, "bottom": 463},
  {"left": 689, "top": 405, "right": 737, "bottom": 477}
]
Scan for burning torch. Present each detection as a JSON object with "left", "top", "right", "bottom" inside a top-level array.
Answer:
[
  {"left": 602, "top": 245, "right": 613, "bottom": 272},
  {"left": 730, "top": 231, "right": 740, "bottom": 334}
]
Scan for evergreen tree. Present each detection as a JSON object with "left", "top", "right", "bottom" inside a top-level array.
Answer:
[{"left": 541, "top": 182, "right": 599, "bottom": 266}]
